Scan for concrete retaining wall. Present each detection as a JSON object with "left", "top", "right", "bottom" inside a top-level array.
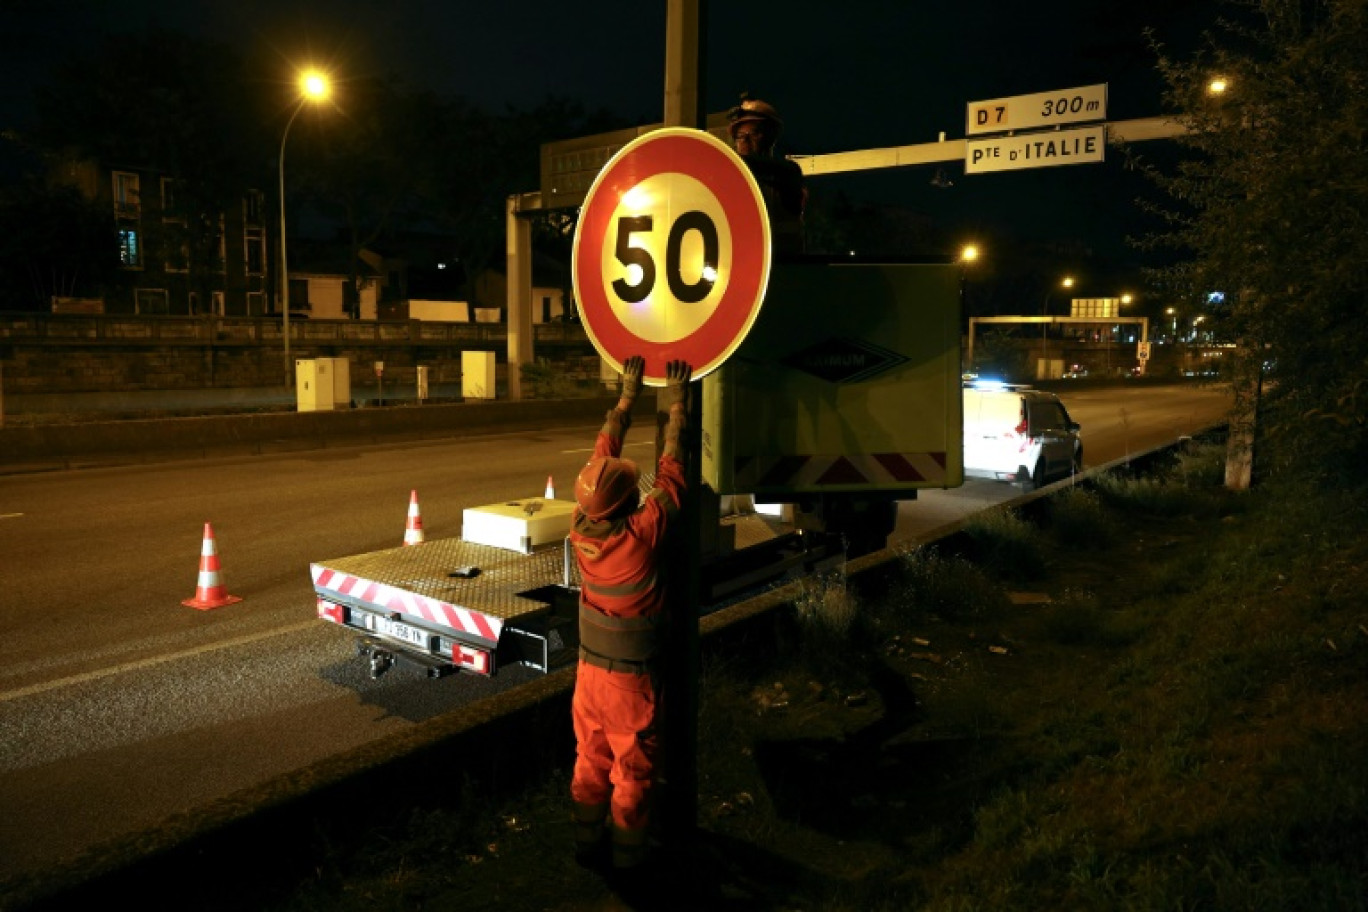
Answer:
[{"left": 0, "top": 313, "right": 598, "bottom": 393}]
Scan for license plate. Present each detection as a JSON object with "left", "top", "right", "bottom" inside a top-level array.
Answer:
[{"left": 370, "top": 615, "right": 429, "bottom": 649}]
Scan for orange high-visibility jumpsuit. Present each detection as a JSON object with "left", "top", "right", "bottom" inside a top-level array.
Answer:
[{"left": 569, "top": 415, "right": 684, "bottom": 864}]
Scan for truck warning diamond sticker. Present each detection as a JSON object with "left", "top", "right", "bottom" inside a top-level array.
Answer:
[{"left": 780, "top": 337, "right": 909, "bottom": 384}]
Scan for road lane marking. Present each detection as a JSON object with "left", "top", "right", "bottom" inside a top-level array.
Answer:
[
  {"left": 0, "top": 620, "right": 320, "bottom": 703},
  {"left": 562, "top": 441, "right": 654, "bottom": 455}
]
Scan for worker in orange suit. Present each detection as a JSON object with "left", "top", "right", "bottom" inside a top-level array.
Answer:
[{"left": 569, "top": 353, "right": 692, "bottom": 873}]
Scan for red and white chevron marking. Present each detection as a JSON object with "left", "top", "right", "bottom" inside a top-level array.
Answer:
[
  {"left": 734, "top": 451, "right": 948, "bottom": 489},
  {"left": 310, "top": 564, "right": 502, "bottom": 646}
]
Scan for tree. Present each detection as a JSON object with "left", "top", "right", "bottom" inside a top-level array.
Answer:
[
  {"left": 289, "top": 76, "right": 431, "bottom": 317},
  {"left": 414, "top": 95, "right": 624, "bottom": 306},
  {"left": 0, "top": 175, "right": 123, "bottom": 311},
  {"left": 290, "top": 88, "right": 623, "bottom": 313},
  {"left": 1146, "top": 0, "right": 1368, "bottom": 480}
]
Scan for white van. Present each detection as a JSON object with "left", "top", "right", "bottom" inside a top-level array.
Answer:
[{"left": 962, "top": 382, "right": 1082, "bottom": 490}]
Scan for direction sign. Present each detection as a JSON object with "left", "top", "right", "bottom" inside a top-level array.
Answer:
[
  {"left": 571, "top": 127, "right": 772, "bottom": 384},
  {"left": 965, "top": 125, "right": 1106, "bottom": 174},
  {"left": 966, "top": 83, "right": 1107, "bottom": 136}
]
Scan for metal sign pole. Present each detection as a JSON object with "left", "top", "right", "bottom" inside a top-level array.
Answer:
[{"left": 660, "top": 0, "right": 704, "bottom": 844}]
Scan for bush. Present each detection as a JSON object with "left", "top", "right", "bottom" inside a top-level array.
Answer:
[
  {"left": 1039, "top": 588, "right": 1142, "bottom": 647},
  {"left": 963, "top": 508, "right": 1047, "bottom": 582},
  {"left": 793, "top": 572, "right": 858, "bottom": 639},
  {"left": 518, "top": 360, "right": 595, "bottom": 399},
  {"left": 892, "top": 546, "right": 1011, "bottom": 621},
  {"left": 1047, "top": 487, "right": 1116, "bottom": 550}
]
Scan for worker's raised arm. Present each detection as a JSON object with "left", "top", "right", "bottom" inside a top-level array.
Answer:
[
  {"left": 660, "top": 360, "right": 692, "bottom": 465},
  {"left": 641, "top": 359, "right": 692, "bottom": 520},
  {"left": 593, "top": 355, "right": 645, "bottom": 460}
]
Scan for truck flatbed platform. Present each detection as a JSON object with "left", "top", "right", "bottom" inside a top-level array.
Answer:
[{"left": 311, "top": 538, "right": 579, "bottom": 650}]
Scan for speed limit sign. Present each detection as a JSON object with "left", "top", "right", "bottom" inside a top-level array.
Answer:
[{"left": 571, "top": 127, "right": 772, "bottom": 384}]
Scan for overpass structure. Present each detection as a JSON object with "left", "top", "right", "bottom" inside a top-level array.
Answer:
[{"left": 968, "top": 314, "right": 1153, "bottom": 376}]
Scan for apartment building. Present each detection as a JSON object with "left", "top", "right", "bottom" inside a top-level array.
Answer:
[{"left": 57, "top": 157, "right": 272, "bottom": 316}]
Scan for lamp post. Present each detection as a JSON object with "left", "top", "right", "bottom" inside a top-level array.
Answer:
[
  {"left": 1108, "top": 293, "right": 1134, "bottom": 376},
  {"left": 278, "top": 69, "right": 330, "bottom": 387},
  {"left": 1041, "top": 276, "right": 1073, "bottom": 378},
  {"left": 959, "top": 245, "right": 980, "bottom": 368}
]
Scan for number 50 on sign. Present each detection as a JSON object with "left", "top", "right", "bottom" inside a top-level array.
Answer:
[{"left": 571, "top": 128, "right": 772, "bottom": 384}]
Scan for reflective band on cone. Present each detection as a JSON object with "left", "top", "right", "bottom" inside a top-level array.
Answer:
[
  {"left": 545, "top": 475, "right": 555, "bottom": 499},
  {"left": 182, "top": 522, "right": 242, "bottom": 610},
  {"left": 404, "top": 489, "right": 425, "bottom": 545}
]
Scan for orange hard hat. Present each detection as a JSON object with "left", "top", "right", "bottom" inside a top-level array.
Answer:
[
  {"left": 575, "top": 456, "right": 640, "bottom": 521},
  {"left": 727, "top": 96, "right": 783, "bottom": 139}
]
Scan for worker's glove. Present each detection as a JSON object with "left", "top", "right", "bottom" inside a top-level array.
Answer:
[
  {"left": 662, "top": 360, "right": 692, "bottom": 459},
  {"left": 616, "top": 355, "right": 645, "bottom": 414},
  {"left": 665, "top": 360, "right": 692, "bottom": 413}
]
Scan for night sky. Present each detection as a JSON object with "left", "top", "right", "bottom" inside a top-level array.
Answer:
[{"left": 2, "top": 0, "right": 1221, "bottom": 291}]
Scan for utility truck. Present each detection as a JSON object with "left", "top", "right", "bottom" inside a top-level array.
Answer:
[{"left": 312, "top": 258, "right": 964, "bottom": 679}]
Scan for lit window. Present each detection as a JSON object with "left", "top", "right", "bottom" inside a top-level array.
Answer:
[{"left": 119, "top": 228, "right": 141, "bottom": 267}]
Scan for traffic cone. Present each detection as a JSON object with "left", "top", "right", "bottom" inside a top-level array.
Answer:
[
  {"left": 404, "top": 489, "right": 425, "bottom": 545},
  {"left": 545, "top": 475, "right": 556, "bottom": 499},
  {"left": 182, "top": 523, "right": 242, "bottom": 610}
]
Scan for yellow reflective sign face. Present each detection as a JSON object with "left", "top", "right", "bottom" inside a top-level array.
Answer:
[
  {"left": 595, "top": 172, "right": 735, "bottom": 344},
  {"left": 572, "top": 128, "right": 771, "bottom": 384}
]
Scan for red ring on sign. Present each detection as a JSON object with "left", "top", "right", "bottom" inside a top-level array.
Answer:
[{"left": 572, "top": 129, "right": 770, "bottom": 382}]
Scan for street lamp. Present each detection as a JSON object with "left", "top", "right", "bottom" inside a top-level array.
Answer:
[
  {"left": 1104, "top": 292, "right": 1135, "bottom": 375},
  {"left": 959, "top": 245, "right": 980, "bottom": 349},
  {"left": 279, "top": 68, "right": 330, "bottom": 387},
  {"left": 1041, "top": 276, "right": 1074, "bottom": 377}
]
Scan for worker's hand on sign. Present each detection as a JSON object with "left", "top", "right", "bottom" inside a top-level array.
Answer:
[
  {"left": 617, "top": 355, "right": 645, "bottom": 412},
  {"left": 662, "top": 360, "right": 693, "bottom": 459},
  {"left": 665, "top": 360, "right": 692, "bottom": 412}
]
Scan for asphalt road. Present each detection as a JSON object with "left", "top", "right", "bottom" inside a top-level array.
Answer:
[
  {"left": 0, "top": 382, "right": 1231, "bottom": 892},
  {"left": 898, "top": 381, "right": 1231, "bottom": 537}
]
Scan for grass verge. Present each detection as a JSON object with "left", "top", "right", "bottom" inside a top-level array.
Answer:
[{"left": 269, "top": 443, "right": 1368, "bottom": 911}]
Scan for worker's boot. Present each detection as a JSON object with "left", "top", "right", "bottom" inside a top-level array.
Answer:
[
  {"left": 609, "top": 821, "right": 650, "bottom": 871},
  {"left": 572, "top": 801, "right": 608, "bottom": 868}
]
